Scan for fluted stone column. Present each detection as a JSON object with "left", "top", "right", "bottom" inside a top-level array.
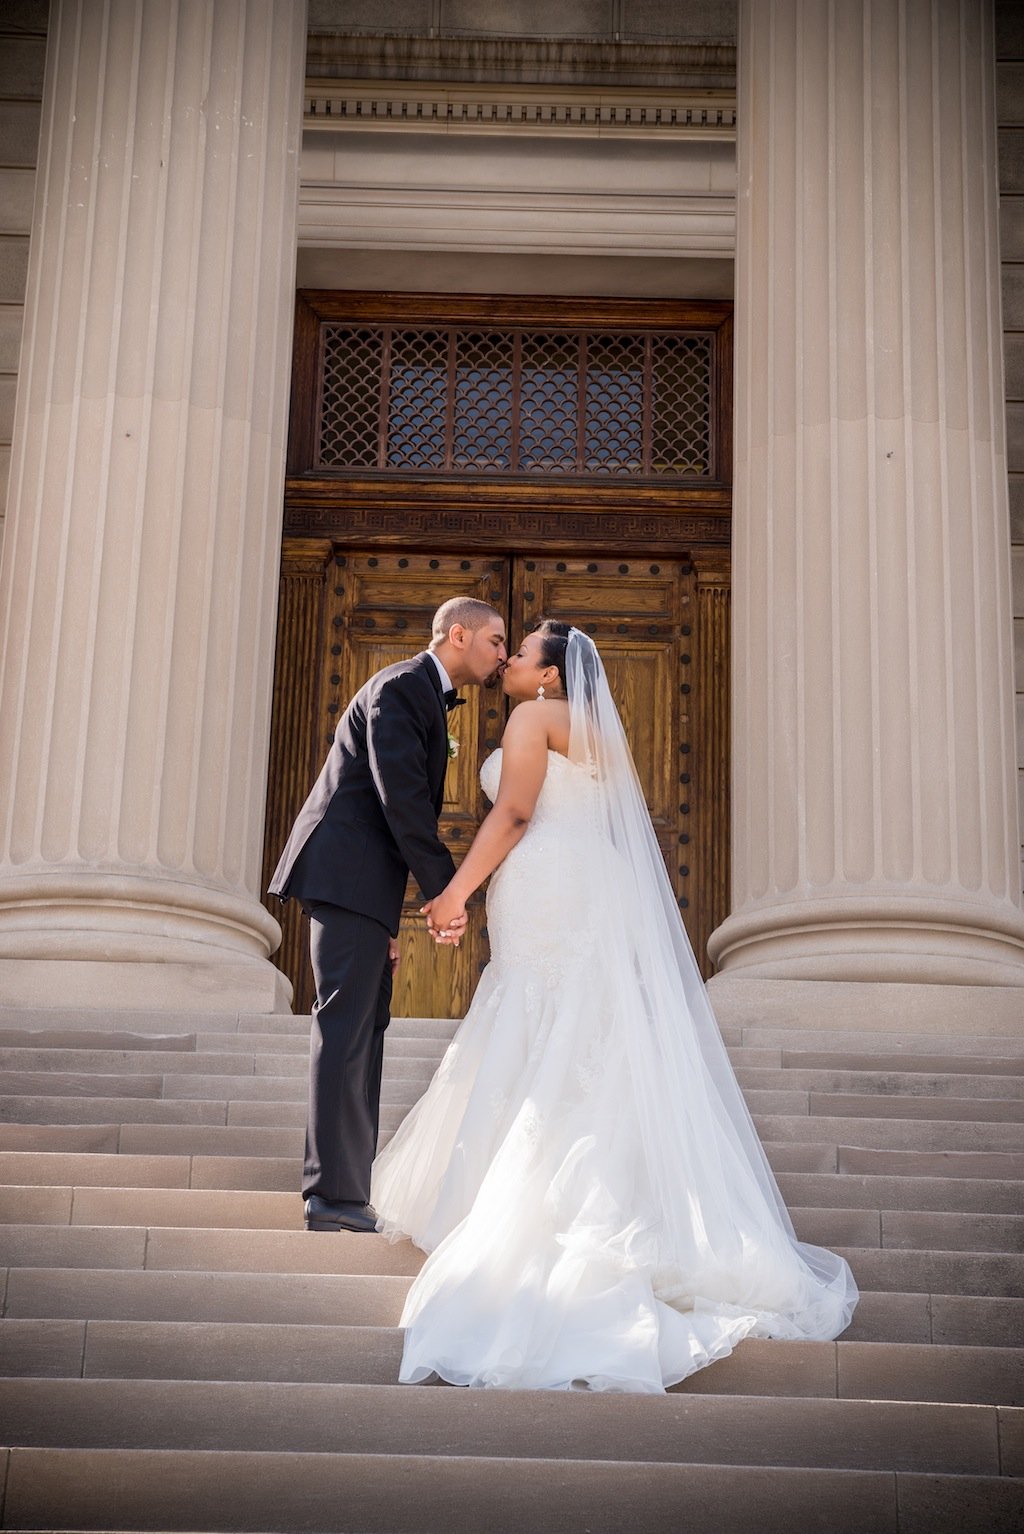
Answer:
[
  {"left": 708, "top": 0, "right": 1024, "bottom": 1013},
  {"left": 0, "top": 0, "right": 307, "bottom": 1011}
]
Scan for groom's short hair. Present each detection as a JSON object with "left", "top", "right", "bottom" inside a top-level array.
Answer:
[{"left": 431, "top": 597, "right": 501, "bottom": 644}]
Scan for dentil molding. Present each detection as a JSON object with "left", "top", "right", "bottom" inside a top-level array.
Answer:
[{"left": 305, "top": 79, "right": 736, "bottom": 140}]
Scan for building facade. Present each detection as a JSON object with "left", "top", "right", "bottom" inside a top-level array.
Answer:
[{"left": 1, "top": 0, "right": 1023, "bottom": 1036}]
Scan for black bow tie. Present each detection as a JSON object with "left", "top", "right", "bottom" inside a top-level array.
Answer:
[{"left": 443, "top": 689, "right": 464, "bottom": 712}]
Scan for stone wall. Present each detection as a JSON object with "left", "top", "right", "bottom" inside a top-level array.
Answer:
[
  {"left": 305, "top": 0, "right": 737, "bottom": 86},
  {"left": 307, "top": 0, "right": 737, "bottom": 43},
  {"left": 0, "top": 1, "right": 46, "bottom": 547}
]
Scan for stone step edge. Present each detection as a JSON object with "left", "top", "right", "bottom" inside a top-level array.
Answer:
[
  {"left": 5, "top": 1182, "right": 1024, "bottom": 1222},
  {"left": 5, "top": 1033, "right": 1024, "bottom": 1080},
  {"left": 3, "top": 1153, "right": 1021, "bottom": 1204},
  {"left": 2, "top": 1319, "right": 1021, "bottom": 1402},
  {"left": 4, "top": 1127, "right": 1020, "bottom": 1180},
  {"left": 3, "top": 1004, "right": 1023, "bottom": 1040},
  {"left": 5, "top": 1198, "right": 1024, "bottom": 1258},
  {"left": 4, "top": 1045, "right": 1023, "bottom": 1082},
  {"left": 0, "top": 1445, "right": 1018, "bottom": 1525},
  {"left": 0, "top": 1379, "right": 1018, "bottom": 1477},
  {"left": 3, "top": 1296, "right": 1021, "bottom": 1345}
]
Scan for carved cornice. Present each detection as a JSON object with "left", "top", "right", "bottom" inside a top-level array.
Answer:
[
  {"left": 305, "top": 80, "right": 736, "bottom": 140},
  {"left": 283, "top": 499, "right": 731, "bottom": 553}
]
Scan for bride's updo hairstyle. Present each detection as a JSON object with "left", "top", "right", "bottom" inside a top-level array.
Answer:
[{"left": 532, "top": 619, "right": 571, "bottom": 695}]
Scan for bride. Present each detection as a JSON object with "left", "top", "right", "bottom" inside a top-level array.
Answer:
[{"left": 371, "top": 621, "right": 857, "bottom": 1393}]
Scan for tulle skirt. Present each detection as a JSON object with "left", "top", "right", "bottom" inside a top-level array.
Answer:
[{"left": 372, "top": 934, "right": 857, "bottom": 1393}]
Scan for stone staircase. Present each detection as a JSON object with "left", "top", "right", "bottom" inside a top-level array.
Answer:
[{"left": 0, "top": 1004, "right": 1021, "bottom": 1532}]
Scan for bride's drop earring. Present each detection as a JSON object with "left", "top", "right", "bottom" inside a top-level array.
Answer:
[{"left": 536, "top": 685, "right": 545, "bottom": 700}]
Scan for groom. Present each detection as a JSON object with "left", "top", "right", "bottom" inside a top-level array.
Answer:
[{"left": 269, "top": 597, "right": 507, "bottom": 1232}]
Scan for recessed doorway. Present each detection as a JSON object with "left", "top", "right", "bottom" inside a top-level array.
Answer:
[{"left": 264, "top": 292, "right": 732, "bottom": 1015}]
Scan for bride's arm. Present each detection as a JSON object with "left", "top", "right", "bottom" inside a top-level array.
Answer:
[{"left": 422, "top": 702, "right": 549, "bottom": 934}]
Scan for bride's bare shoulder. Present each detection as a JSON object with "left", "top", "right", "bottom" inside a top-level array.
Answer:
[
  {"left": 503, "top": 697, "right": 569, "bottom": 754},
  {"left": 501, "top": 699, "right": 549, "bottom": 741}
]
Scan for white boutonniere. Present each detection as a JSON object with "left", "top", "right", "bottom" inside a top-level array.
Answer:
[{"left": 447, "top": 732, "right": 459, "bottom": 760}]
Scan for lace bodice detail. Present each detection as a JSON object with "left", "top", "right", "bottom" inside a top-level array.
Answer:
[
  {"left": 478, "top": 748, "right": 604, "bottom": 979},
  {"left": 479, "top": 747, "right": 597, "bottom": 825}
]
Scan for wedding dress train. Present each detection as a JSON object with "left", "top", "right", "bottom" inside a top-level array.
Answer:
[{"left": 372, "top": 744, "right": 858, "bottom": 1394}]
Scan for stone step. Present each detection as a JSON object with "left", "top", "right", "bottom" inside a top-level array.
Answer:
[
  {"left": 751, "top": 1113, "right": 1024, "bottom": 1152},
  {"left": 14, "top": 1185, "right": 1022, "bottom": 1250},
  {"left": 2, "top": 1266, "right": 414, "bottom": 1326},
  {"left": 876, "top": 1211, "right": 1024, "bottom": 1253},
  {"left": 6, "top": 1092, "right": 1022, "bottom": 1153},
  {"left": 0, "top": 1094, "right": 230, "bottom": 1125},
  {"left": 830, "top": 1245, "right": 1024, "bottom": 1297},
  {"left": 0, "top": 1070, "right": 435, "bottom": 1105},
  {"left": 0, "top": 1120, "right": 844, "bottom": 1173},
  {"left": 8, "top": 1036, "right": 1024, "bottom": 1098},
  {"left": 734, "top": 1066, "right": 1024, "bottom": 1100},
  {"left": 3, "top": 1224, "right": 1018, "bottom": 1300},
  {"left": 0, "top": 1124, "right": 122, "bottom": 1153},
  {"left": 2, "top": 1264, "right": 1017, "bottom": 1349},
  {"left": 8, "top": 1119, "right": 1021, "bottom": 1180},
  {"left": 800, "top": 1092, "right": 1024, "bottom": 1123},
  {"left": 0, "top": 1305, "right": 1019, "bottom": 1407},
  {"left": 2, "top": 1282, "right": 1017, "bottom": 1356},
  {"left": 6, "top": 1446, "right": 1022, "bottom": 1534},
  {"left": 0, "top": 1048, "right": 438, "bottom": 1083},
  {"left": 10, "top": 1047, "right": 1024, "bottom": 1110},
  {"left": 27, "top": 1064, "right": 1018, "bottom": 1125},
  {"left": 781, "top": 1049, "right": 1024, "bottom": 1078},
  {"left": 0, "top": 1224, "right": 425, "bottom": 1275},
  {"left": 0, "top": 1152, "right": 195, "bottom": 1188},
  {"left": 17, "top": 1182, "right": 1009, "bottom": 1252},
  {"left": 388, "top": 1016, "right": 464, "bottom": 1039},
  {"left": 775, "top": 1172, "right": 1024, "bottom": 1214},
  {"left": 0, "top": 1377, "right": 1015, "bottom": 1477},
  {"left": 0, "top": 1027, "right": 448, "bottom": 1061},
  {"left": 735, "top": 1025, "right": 1024, "bottom": 1057},
  {"left": 2, "top": 1154, "right": 1020, "bottom": 1224},
  {"left": 842, "top": 1292, "right": 1024, "bottom": 1348},
  {"left": 0, "top": 1029, "right": 202, "bottom": 1053},
  {"left": 836, "top": 1147, "right": 1024, "bottom": 1179},
  {"left": 0, "top": 1008, "right": 251, "bottom": 1036},
  {"left": 10, "top": 1026, "right": 1023, "bottom": 1085},
  {"left": 3, "top": 1007, "right": 1022, "bottom": 1057}
]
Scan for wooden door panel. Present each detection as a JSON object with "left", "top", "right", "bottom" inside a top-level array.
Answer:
[
  {"left": 332, "top": 552, "right": 509, "bottom": 1019},
  {"left": 265, "top": 549, "right": 507, "bottom": 1018},
  {"left": 513, "top": 556, "right": 698, "bottom": 953},
  {"left": 596, "top": 643, "right": 676, "bottom": 827}
]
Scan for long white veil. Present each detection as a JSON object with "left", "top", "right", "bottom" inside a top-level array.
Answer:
[{"left": 564, "top": 627, "right": 857, "bottom": 1330}]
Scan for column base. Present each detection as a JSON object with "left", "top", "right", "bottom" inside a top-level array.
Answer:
[
  {"left": 0, "top": 956, "right": 292, "bottom": 1014},
  {"left": 706, "top": 893, "right": 1024, "bottom": 988},
  {"left": 705, "top": 975, "right": 1024, "bottom": 1039},
  {"left": 0, "top": 869, "right": 292, "bottom": 1012}
]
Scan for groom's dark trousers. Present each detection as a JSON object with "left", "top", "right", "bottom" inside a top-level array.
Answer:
[
  {"left": 269, "top": 652, "right": 456, "bottom": 1204},
  {"left": 302, "top": 904, "right": 392, "bottom": 1203}
]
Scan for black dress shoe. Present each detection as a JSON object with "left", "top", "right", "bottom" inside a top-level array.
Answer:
[{"left": 303, "top": 1195, "right": 380, "bottom": 1233}]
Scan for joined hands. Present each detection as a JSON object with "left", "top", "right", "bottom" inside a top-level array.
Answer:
[{"left": 421, "top": 888, "right": 469, "bottom": 947}]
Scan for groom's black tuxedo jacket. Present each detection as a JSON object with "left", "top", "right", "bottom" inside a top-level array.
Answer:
[{"left": 268, "top": 652, "right": 456, "bottom": 937}]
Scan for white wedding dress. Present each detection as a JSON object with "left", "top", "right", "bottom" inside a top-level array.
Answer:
[{"left": 372, "top": 739, "right": 858, "bottom": 1394}]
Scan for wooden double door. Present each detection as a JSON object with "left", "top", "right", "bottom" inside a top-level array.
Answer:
[{"left": 263, "top": 541, "right": 729, "bottom": 1018}]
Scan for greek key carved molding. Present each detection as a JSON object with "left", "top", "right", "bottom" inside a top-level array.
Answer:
[{"left": 283, "top": 504, "right": 729, "bottom": 549}]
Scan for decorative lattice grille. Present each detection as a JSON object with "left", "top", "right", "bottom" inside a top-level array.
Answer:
[{"left": 316, "top": 324, "right": 714, "bottom": 479}]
